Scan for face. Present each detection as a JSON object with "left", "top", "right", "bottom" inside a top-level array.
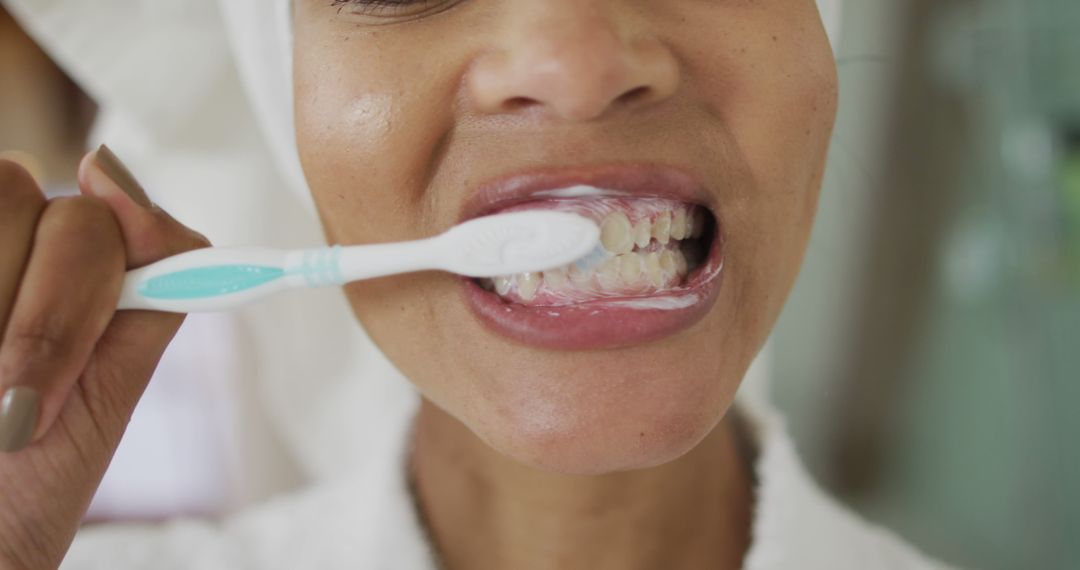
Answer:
[{"left": 293, "top": 0, "right": 837, "bottom": 475}]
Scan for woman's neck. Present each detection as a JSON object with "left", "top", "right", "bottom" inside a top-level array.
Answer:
[{"left": 409, "top": 399, "right": 756, "bottom": 570}]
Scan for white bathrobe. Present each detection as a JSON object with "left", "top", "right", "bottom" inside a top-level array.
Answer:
[{"left": 3, "top": 1, "right": 952, "bottom": 568}]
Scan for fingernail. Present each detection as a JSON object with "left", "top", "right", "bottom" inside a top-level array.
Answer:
[
  {"left": 0, "top": 387, "right": 41, "bottom": 453},
  {"left": 88, "top": 144, "right": 154, "bottom": 209}
]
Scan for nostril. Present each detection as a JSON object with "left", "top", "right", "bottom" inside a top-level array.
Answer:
[
  {"left": 505, "top": 96, "right": 539, "bottom": 112},
  {"left": 616, "top": 85, "right": 651, "bottom": 106}
]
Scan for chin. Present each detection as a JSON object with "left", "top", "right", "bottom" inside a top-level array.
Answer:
[
  {"left": 482, "top": 409, "right": 721, "bottom": 476},
  {"left": 464, "top": 358, "right": 733, "bottom": 476}
]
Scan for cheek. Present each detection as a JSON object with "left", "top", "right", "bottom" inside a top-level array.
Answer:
[
  {"left": 693, "top": 18, "right": 837, "bottom": 312},
  {"left": 723, "top": 31, "right": 838, "bottom": 218},
  {"left": 292, "top": 37, "right": 458, "bottom": 245},
  {"left": 291, "top": 32, "right": 474, "bottom": 402}
]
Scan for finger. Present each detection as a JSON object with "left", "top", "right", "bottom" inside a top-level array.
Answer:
[
  {"left": 0, "top": 160, "right": 47, "bottom": 346},
  {"left": 77, "top": 145, "right": 212, "bottom": 268},
  {"left": 75, "top": 146, "right": 211, "bottom": 416},
  {"left": 0, "top": 197, "right": 126, "bottom": 451},
  {"left": 0, "top": 161, "right": 48, "bottom": 453}
]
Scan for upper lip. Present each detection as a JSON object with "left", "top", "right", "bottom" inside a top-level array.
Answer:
[{"left": 459, "top": 162, "right": 715, "bottom": 222}]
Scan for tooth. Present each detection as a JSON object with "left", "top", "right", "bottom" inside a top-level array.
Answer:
[
  {"left": 570, "top": 263, "right": 594, "bottom": 287},
  {"left": 660, "top": 251, "right": 678, "bottom": 281},
  {"left": 600, "top": 212, "right": 634, "bottom": 254},
  {"left": 653, "top": 212, "right": 671, "bottom": 245},
  {"left": 598, "top": 257, "right": 620, "bottom": 289},
  {"left": 671, "top": 210, "right": 688, "bottom": 240},
  {"left": 644, "top": 252, "right": 664, "bottom": 287},
  {"left": 494, "top": 275, "right": 513, "bottom": 296},
  {"left": 674, "top": 250, "right": 689, "bottom": 277},
  {"left": 544, "top": 267, "right": 569, "bottom": 291},
  {"left": 618, "top": 253, "right": 644, "bottom": 286},
  {"left": 690, "top": 210, "right": 705, "bottom": 239},
  {"left": 633, "top": 219, "right": 652, "bottom": 249},
  {"left": 518, "top": 272, "right": 541, "bottom": 301}
]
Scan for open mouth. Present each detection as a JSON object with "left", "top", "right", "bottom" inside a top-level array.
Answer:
[
  {"left": 474, "top": 197, "right": 718, "bottom": 307},
  {"left": 458, "top": 164, "right": 726, "bottom": 351}
]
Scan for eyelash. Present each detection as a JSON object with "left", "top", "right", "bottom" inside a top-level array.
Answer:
[{"left": 332, "top": 0, "right": 432, "bottom": 16}]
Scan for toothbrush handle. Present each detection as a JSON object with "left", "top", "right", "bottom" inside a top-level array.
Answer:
[
  {"left": 117, "top": 247, "right": 297, "bottom": 313},
  {"left": 117, "top": 239, "right": 443, "bottom": 313}
]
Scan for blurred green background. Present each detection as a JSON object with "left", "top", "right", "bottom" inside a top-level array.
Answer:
[{"left": 773, "top": 1, "right": 1080, "bottom": 568}]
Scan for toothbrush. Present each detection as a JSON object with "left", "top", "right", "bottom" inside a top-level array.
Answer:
[{"left": 117, "top": 211, "right": 601, "bottom": 313}]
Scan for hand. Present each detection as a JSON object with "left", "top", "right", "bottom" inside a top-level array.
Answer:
[{"left": 0, "top": 146, "right": 211, "bottom": 570}]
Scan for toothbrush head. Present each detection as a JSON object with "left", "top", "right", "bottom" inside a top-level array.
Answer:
[{"left": 439, "top": 211, "right": 601, "bottom": 278}]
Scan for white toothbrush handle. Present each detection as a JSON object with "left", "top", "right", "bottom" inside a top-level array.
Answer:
[{"left": 117, "top": 240, "right": 442, "bottom": 313}]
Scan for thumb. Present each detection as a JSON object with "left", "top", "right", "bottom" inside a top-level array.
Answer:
[
  {"left": 75, "top": 145, "right": 213, "bottom": 407},
  {"left": 77, "top": 145, "right": 211, "bottom": 268}
]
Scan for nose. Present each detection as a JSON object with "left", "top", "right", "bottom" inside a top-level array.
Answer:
[{"left": 467, "top": 3, "right": 680, "bottom": 122}]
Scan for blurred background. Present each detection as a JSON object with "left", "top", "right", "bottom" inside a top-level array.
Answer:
[
  {"left": 2, "top": 1, "right": 1077, "bottom": 568},
  {"left": 772, "top": 1, "right": 1080, "bottom": 568}
]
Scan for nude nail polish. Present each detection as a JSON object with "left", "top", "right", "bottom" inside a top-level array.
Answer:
[
  {"left": 93, "top": 144, "right": 154, "bottom": 209},
  {"left": 0, "top": 387, "right": 40, "bottom": 453}
]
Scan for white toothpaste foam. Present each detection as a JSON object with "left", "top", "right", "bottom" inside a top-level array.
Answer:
[
  {"left": 533, "top": 185, "right": 628, "bottom": 199},
  {"left": 604, "top": 293, "right": 702, "bottom": 311}
]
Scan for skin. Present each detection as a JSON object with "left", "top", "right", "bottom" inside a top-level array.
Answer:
[{"left": 293, "top": 1, "right": 838, "bottom": 569}]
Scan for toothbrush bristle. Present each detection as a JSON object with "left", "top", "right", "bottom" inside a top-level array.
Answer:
[{"left": 572, "top": 245, "right": 609, "bottom": 272}]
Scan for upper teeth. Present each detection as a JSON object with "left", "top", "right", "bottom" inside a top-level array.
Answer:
[
  {"left": 633, "top": 219, "right": 651, "bottom": 248},
  {"left": 653, "top": 212, "right": 672, "bottom": 246},
  {"left": 600, "top": 212, "right": 634, "bottom": 254},
  {"left": 598, "top": 209, "right": 703, "bottom": 254},
  {"left": 671, "top": 210, "right": 688, "bottom": 240}
]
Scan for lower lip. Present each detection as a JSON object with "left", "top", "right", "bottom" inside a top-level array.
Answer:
[{"left": 461, "top": 231, "right": 726, "bottom": 351}]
